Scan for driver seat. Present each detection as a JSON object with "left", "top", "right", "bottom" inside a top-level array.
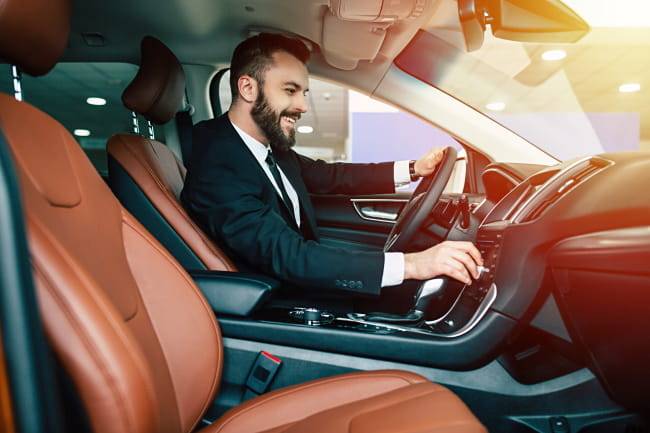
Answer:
[
  {"left": 0, "top": 0, "right": 486, "bottom": 432},
  {"left": 107, "top": 36, "right": 236, "bottom": 272}
]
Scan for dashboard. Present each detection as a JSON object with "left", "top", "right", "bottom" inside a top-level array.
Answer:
[{"left": 475, "top": 151, "right": 650, "bottom": 409}]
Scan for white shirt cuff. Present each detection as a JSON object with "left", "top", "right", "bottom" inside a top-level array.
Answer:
[
  {"left": 393, "top": 160, "right": 411, "bottom": 189},
  {"left": 381, "top": 252, "right": 405, "bottom": 287}
]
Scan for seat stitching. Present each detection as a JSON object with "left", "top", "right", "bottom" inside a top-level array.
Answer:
[
  {"left": 33, "top": 265, "right": 136, "bottom": 433},
  {"left": 121, "top": 212, "right": 223, "bottom": 430},
  {"left": 112, "top": 138, "right": 235, "bottom": 270}
]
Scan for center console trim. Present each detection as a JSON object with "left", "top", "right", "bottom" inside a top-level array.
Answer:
[{"left": 342, "top": 284, "right": 497, "bottom": 338}]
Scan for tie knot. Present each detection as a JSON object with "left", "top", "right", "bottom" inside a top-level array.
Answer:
[{"left": 265, "top": 150, "right": 276, "bottom": 167}]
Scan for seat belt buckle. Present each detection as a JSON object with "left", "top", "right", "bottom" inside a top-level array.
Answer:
[{"left": 243, "top": 351, "right": 282, "bottom": 400}]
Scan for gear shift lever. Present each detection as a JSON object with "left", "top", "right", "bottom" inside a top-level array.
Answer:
[{"left": 352, "top": 278, "right": 447, "bottom": 325}]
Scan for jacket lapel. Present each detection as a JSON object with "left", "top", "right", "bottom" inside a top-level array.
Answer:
[
  {"left": 222, "top": 116, "right": 300, "bottom": 230},
  {"left": 275, "top": 151, "right": 320, "bottom": 241}
]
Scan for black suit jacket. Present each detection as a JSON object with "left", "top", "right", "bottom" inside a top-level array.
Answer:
[{"left": 181, "top": 114, "right": 396, "bottom": 295}]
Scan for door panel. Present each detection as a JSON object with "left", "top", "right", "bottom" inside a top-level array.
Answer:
[{"left": 311, "top": 193, "right": 410, "bottom": 249}]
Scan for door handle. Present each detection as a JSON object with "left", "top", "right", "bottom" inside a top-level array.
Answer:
[
  {"left": 351, "top": 199, "right": 407, "bottom": 223},
  {"left": 359, "top": 207, "right": 398, "bottom": 221}
]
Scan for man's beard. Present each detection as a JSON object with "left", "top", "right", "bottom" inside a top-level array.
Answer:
[{"left": 251, "top": 88, "right": 300, "bottom": 152}]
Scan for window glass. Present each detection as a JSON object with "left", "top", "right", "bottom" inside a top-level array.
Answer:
[
  {"left": 417, "top": 4, "right": 650, "bottom": 161},
  {"left": 0, "top": 63, "right": 165, "bottom": 177},
  {"left": 215, "top": 71, "right": 464, "bottom": 190}
]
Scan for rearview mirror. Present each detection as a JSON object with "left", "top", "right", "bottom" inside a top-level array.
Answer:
[{"left": 459, "top": 0, "right": 590, "bottom": 52}]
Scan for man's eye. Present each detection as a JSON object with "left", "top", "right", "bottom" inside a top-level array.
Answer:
[{"left": 285, "top": 88, "right": 296, "bottom": 95}]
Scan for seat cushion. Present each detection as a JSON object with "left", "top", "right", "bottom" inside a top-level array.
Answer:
[{"left": 204, "top": 370, "right": 486, "bottom": 433}]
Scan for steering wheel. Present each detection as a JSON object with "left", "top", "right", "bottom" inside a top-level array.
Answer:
[{"left": 384, "top": 146, "right": 458, "bottom": 252}]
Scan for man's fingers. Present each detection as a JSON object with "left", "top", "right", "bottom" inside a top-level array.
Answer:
[
  {"left": 450, "top": 241, "right": 484, "bottom": 266},
  {"left": 444, "top": 263, "right": 471, "bottom": 285},
  {"left": 449, "top": 249, "right": 479, "bottom": 279}
]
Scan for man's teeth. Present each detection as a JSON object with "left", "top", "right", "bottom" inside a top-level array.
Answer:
[{"left": 283, "top": 116, "right": 296, "bottom": 124}]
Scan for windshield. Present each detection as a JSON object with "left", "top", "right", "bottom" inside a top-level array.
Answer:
[{"left": 415, "top": 0, "right": 650, "bottom": 161}]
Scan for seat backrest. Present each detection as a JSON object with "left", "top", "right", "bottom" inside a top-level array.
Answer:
[
  {"left": 0, "top": 4, "right": 223, "bottom": 433},
  {"left": 108, "top": 36, "right": 236, "bottom": 272}
]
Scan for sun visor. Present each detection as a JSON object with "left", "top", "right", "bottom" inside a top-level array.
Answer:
[{"left": 321, "top": 11, "right": 388, "bottom": 70}]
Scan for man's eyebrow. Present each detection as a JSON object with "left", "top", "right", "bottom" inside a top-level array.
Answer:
[{"left": 283, "top": 81, "right": 309, "bottom": 92}]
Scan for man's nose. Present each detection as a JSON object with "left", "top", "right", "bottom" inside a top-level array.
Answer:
[{"left": 295, "top": 93, "right": 308, "bottom": 113}]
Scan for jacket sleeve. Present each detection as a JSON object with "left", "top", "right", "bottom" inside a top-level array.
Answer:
[
  {"left": 182, "top": 127, "right": 384, "bottom": 294},
  {"left": 294, "top": 152, "right": 396, "bottom": 195}
]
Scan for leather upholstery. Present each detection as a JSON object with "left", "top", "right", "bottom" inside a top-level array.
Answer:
[
  {"left": 122, "top": 36, "right": 186, "bottom": 124},
  {"left": 206, "top": 370, "right": 486, "bottom": 433},
  {"left": 0, "top": 94, "right": 223, "bottom": 433},
  {"left": 0, "top": 0, "right": 71, "bottom": 76},
  {"left": 2, "top": 95, "right": 487, "bottom": 433},
  {"left": 0, "top": 0, "right": 486, "bottom": 431},
  {"left": 107, "top": 134, "right": 237, "bottom": 271}
]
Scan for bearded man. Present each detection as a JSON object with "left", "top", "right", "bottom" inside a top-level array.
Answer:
[{"left": 181, "top": 33, "right": 482, "bottom": 295}]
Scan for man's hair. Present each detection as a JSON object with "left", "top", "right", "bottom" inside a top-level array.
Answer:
[{"left": 229, "top": 32, "right": 310, "bottom": 100}]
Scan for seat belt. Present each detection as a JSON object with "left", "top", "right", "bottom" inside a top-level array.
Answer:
[{"left": 175, "top": 108, "right": 193, "bottom": 169}]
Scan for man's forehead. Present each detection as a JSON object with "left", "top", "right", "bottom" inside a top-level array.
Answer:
[{"left": 265, "top": 51, "right": 309, "bottom": 88}]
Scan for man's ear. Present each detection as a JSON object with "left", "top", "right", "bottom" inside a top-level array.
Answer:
[{"left": 237, "top": 75, "right": 258, "bottom": 103}]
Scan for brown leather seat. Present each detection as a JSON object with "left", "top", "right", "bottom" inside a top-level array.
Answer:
[
  {"left": 0, "top": 1, "right": 487, "bottom": 432},
  {"left": 107, "top": 36, "right": 235, "bottom": 272}
]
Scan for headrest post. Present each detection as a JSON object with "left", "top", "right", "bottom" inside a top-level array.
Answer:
[
  {"left": 147, "top": 120, "right": 155, "bottom": 140},
  {"left": 11, "top": 66, "right": 23, "bottom": 101},
  {"left": 131, "top": 112, "right": 140, "bottom": 135}
]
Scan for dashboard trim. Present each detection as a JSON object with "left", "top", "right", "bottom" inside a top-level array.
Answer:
[{"left": 509, "top": 156, "right": 612, "bottom": 223}]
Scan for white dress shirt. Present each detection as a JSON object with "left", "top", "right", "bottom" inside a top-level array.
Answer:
[{"left": 232, "top": 122, "right": 409, "bottom": 288}]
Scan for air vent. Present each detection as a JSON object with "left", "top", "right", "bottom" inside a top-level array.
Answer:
[{"left": 513, "top": 157, "right": 611, "bottom": 223}]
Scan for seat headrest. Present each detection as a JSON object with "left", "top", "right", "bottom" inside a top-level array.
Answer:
[
  {"left": 0, "top": 0, "right": 71, "bottom": 76},
  {"left": 122, "top": 36, "right": 186, "bottom": 125}
]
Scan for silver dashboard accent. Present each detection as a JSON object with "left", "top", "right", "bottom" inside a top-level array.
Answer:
[
  {"left": 509, "top": 156, "right": 612, "bottom": 223},
  {"left": 351, "top": 198, "right": 408, "bottom": 224}
]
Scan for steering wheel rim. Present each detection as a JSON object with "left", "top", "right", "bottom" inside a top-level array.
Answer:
[{"left": 384, "top": 146, "right": 458, "bottom": 252}]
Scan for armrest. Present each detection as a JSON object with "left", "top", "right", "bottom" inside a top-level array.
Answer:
[{"left": 189, "top": 270, "right": 280, "bottom": 317}]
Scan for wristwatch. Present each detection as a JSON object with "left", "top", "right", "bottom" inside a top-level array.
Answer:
[{"left": 409, "top": 160, "right": 420, "bottom": 182}]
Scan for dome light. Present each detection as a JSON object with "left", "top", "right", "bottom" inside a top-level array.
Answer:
[
  {"left": 542, "top": 50, "right": 567, "bottom": 61},
  {"left": 86, "top": 97, "right": 107, "bottom": 106},
  {"left": 74, "top": 129, "right": 91, "bottom": 137},
  {"left": 486, "top": 102, "right": 506, "bottom": 112},
  {"left": 297, "top": 125, "right": 314, "bottom": 134},
  {"left": 618, "top": 83, "right": 641, "bottom": 93}
]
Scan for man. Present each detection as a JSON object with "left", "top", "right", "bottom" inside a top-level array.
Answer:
[{"left": 181, "top": 33, "right": 482, "bottom": 295}]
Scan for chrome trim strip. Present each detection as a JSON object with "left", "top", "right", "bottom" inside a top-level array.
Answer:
[
  {"left": 350, "top": 198, "right": 409, "bottom": 225},
  {"left": 509, "top": 156, "right": 612, "bottom": 223},
  {"left": 341, "top": 284, "right": 497, "bottom": 339}
]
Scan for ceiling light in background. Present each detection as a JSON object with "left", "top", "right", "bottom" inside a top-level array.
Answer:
[
  {"left": 86, "top": 97, "right": 106, "bottom": 106},
  {"left": 486, "top": 102, "right": 506, "bottom": 111},
  {"left": 74, "top": 129, "right": 91, "bottom": 137},
  {"left": 297, "top": 125, "right": 314, "bottom": 134},
  {"left": 322, "top": 92, "right": 332, "bottom": 101},
  {"left": 542, "top": 49, "right": 567, "bottom": 61},
  {"left": 618, "top": 83, "right": 641, "bottom": 93}
]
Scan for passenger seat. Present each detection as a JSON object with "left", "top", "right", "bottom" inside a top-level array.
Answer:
[{"left": 107, "top": 36, "right": 236, "bottom": 272}]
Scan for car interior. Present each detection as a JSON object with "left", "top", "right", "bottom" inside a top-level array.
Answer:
[{"left": 0, "top": 0, "right": 649, "bottom": 432}]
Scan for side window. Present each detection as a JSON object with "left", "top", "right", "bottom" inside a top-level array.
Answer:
[
  {"left": 212, "top": 71, "right": 466, "bottom": 192},
  {"left": 0, "top": 63, "right": 166, "bottom": 177}
]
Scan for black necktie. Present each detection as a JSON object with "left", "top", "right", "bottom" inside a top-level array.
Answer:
[{"left": 265, "top": 150, "right": 296, "bottom": 223}]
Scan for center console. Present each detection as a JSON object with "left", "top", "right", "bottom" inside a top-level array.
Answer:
[{"left": 254, "top": 224, "right": 503, "bottom": 338}]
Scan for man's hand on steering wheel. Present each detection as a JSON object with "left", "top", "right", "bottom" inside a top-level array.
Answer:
[
  {"left": 404, "top": 241, "right": 483, "bottom": 285},
  {"left": 384, "top": 145, "right": 484, "bottom": 286},
  {"left": 414, "top": 147, "right": 446, "bottom": 177}
]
